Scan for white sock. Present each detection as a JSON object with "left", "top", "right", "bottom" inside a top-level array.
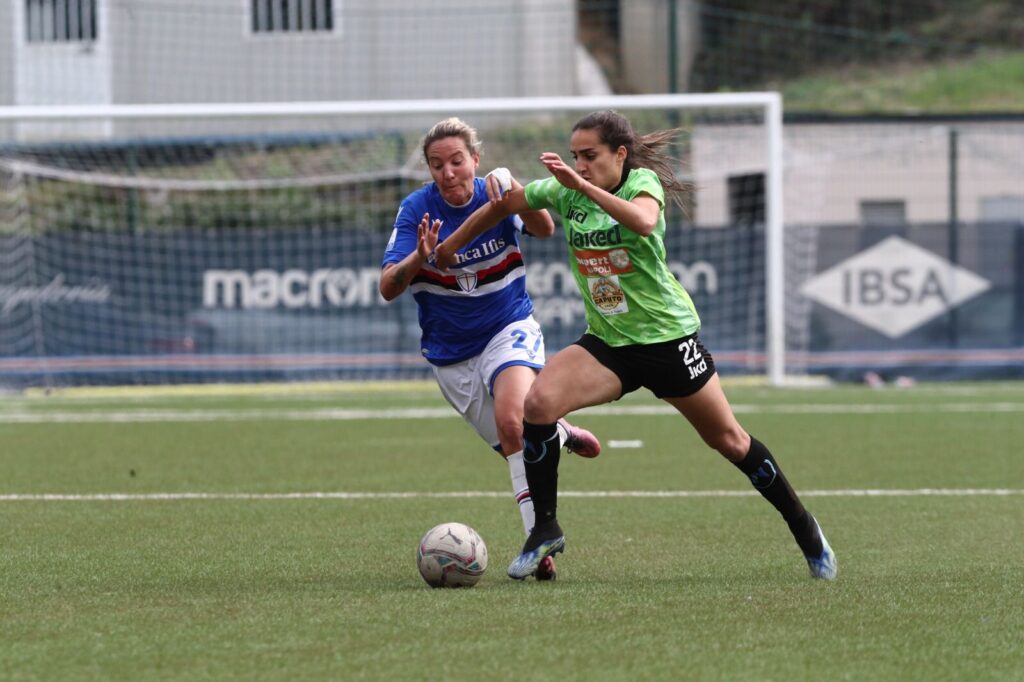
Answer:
[
  {"left": 555, "top": 419, "right": 569, "bottom": 448},
  {"left": 507, "top": 451, "right": 534, "bottom": 535}
]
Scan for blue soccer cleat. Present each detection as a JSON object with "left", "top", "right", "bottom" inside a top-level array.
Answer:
[
  {"left": 805, "top": 520, "right": 837, "bottom": 580},
  {"left": 508, "top": 535, "right": 565, "bottom": 580}
]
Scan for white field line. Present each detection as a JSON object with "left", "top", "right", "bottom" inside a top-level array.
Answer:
[
  {"left": 0, "top": 488, "right": 1021, "bottom": 502},
  {"left": 3, "top": 402, "right": 1024, "bottom": 423},
  {"left": 608, "top": 439, "right": 645, "bottom": 448}
]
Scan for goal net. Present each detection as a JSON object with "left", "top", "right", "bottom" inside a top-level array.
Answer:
[{"left": 0, "top": 94, "right": 787, "bottom": 388}]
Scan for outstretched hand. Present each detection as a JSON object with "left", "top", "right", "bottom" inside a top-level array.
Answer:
[
  {"left": 417, "top": 213, "right": 441, "bottom": 261},
  {"left": 539, "top": 152, "right": 585, "bottom": 191}
]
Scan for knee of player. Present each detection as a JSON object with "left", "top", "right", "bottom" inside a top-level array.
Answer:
[
  {"left": 495, "top": 414, "right": 524, "bottom": 444},
  {"left": 706, "top": 427, "right": 750, "bottom": 460},
  {"left": 523, "top": 387, "right": 560, "bottom": 424}
]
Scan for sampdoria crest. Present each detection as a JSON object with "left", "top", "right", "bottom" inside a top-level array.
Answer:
[{"left": 456, "top": 272, "right": 478, "bottom": 292}]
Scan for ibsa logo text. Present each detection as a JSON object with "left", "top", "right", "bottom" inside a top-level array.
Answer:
[
  {"left": 799, "top": 237, "right": 990, "bottom": 338},
  {"left": 203, "top": 268, "right": 382, "bottom": 309}
]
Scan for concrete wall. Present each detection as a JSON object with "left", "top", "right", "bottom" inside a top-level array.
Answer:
[
  {"left": 0, "top": 1, "right": 12, "bottom": 107},
  {"left": 692, "top": 120, "right": 1024, "bottom": 227},
  {"left": 11, "top": 0, "right": 111, "bottom": 107},
  {"left": 620, "top": 0, "right": 700, "bottom": 93},
  {"left": 0, "top": 2, "right": 11, "bottom": 141},
  {"left": 104, "top": 0, "right": 576, "bottom": 105},
  {"left": 5, "top": 0, "right": 112, "bottom": 141},
  {"left": 109, "top": 0, "right": 350, "bottom": 104}
]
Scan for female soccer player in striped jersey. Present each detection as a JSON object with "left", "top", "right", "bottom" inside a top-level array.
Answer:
[
  {"left": 380, "top": 118, "right": 601, "bottom": 581},
  {"left": 435, "top": 110, "right": 837, "bottom": 582}
]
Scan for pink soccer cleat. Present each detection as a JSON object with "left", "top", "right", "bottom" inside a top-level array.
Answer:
[
  {"left": 535, "top": 555, "right": 557, "bottom": 581},
  {"left": 558, "top": 418, "right": 601, "bottom": 458}
]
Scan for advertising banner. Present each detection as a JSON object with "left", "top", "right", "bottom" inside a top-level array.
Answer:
[{"left": 1, "top": 223, "right": 1020, "bottom": 385}]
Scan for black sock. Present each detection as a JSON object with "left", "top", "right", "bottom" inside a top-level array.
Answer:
[
  {"left": 522, "top": 420, "right": 561, "bottom": 530},
  {"left": 735, "top": 436, "right": 821, "bottom": 557}
]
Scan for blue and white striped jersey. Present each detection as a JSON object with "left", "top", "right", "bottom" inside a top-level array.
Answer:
[{"left": 382, "top": 179, "right": 534, "bottom": 365}]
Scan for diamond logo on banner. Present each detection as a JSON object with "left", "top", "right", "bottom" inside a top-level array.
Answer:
[{"left": 799, "top": 236, "right": 991, "bottom": 338}]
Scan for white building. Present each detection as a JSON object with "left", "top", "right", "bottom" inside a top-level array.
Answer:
[{"left": 0, "top": 0, "right": 589, "bottom": 108}]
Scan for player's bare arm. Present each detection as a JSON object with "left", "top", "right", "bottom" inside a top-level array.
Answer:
[
  {"left": 485, "top": 168, "right": 554, "bottom": 238},
  {"left": 434, "top": 192, "right": 530, "bottom": 270},
  {"left": 508, "top": 178, "right": 555, "bottom": 239},
  {"left": 379, "top": 213, "right": 441, "bottom": 301},
  {"left": 539, "top": 152, "right": 661, "bottom": 236},
  {"left": 520, "top": 208, "right": 556, "bottom": 239}
]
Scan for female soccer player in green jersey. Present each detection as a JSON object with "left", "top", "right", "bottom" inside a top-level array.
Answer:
[{"left": 435, "top": 110, "right": 836, "bottom": 583}]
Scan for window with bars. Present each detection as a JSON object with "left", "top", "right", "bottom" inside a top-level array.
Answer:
[
  {"left": 727, "top": 172, "right": 765, "bottom": 227},
  {"left": 860, "top": 200, "right": 907, "bottom": 227},
  {"left": 252, "top": 0, "right": 334, "bottom": 33},
  {"left": 25, "top": 0, "right": 97, "bottom": 43}
]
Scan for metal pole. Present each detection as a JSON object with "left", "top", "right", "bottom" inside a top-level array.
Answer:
[
  {"left": 668, "top": 0, "right": 678, "bottom": 93},
  {"left": 948, "top": 127, "right": 959, "bottom": 347},
  {"left": 127, "top": 146, "right": 138, "bottom": 233},
  {"left": 765, "top": 94, "right": 786, "bottom": 385}
]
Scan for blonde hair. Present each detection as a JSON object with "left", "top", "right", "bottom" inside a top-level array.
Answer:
[{"left": 421, "top": 117, "right": 482, "bottom": 161}]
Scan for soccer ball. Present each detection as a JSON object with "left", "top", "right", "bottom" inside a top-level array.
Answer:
[{"left": 416, "top": 522, "right": 488, "bottom": 588}]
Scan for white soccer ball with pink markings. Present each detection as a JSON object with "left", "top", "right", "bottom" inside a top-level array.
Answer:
[{"left": 416, "top": 522, "right": 488, "bottom": 588}]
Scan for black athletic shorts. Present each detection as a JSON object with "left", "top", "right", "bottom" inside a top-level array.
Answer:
[{"left": 575, "top": 332, "right": 716, "bottom": 399}]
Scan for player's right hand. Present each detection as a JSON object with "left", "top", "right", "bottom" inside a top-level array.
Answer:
[{"left": 539, "top": 152, "right": 585, "bottom": 191}]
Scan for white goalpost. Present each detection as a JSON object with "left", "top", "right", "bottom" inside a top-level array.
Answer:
[{"left": 0, "top": 94, "right": 787, "bottom": 387}]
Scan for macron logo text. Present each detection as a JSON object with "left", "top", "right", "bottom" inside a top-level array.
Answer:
[{"left": 203, "top": 268, "right": 382, "bottom": 309}]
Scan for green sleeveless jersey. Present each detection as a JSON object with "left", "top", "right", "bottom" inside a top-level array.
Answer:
[{"left": 524, "top": 168, "right": 700, "bottom": 346}]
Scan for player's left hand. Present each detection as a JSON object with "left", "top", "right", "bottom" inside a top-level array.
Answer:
[{"left": 484, "top": 167, "right": 515, "bottom": 204}]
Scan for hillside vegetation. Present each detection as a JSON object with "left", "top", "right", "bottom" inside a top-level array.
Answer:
[
  {"left": 582, "top": 1, "right": 1024, "bottom": 114},
  {"left": 780, "top": 50, "right": 1024, "bottom": 114}
]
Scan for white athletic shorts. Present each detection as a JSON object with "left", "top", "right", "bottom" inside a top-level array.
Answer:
[{"left": 433, "top": 315, "right": 546, "bottom": 450}]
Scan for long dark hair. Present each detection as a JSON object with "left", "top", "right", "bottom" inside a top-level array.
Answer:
[{"left": 572, "top": 110, "right": 691, "bottom": 209}]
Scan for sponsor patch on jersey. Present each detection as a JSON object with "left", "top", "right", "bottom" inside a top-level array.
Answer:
[
  {"left": 588, "top": 276, "right": 629, "bottom": 315},
  {"left": 574, "top": 248, "right": 634, "bottom": 277}
]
